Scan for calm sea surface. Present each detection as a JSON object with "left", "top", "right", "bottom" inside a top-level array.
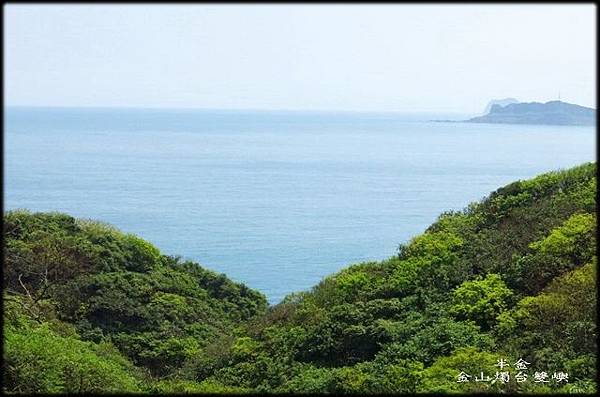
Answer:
[{"left": 4, "top": 107, "right": 596, "bottom": 303}]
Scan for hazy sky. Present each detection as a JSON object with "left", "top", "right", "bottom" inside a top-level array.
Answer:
[{"left": 4, "top": 4, "right": 597, "bottom": 113}]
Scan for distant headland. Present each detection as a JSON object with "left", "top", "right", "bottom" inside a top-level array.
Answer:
[
  {"left": 432, "top": 100, "right": 596, "bottom": 126},
  {"left": 466, "top": 100, "right": 596, "bottom": 126}
]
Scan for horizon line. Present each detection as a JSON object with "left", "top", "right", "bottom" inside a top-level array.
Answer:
[
  {"left": 4, "top": 104, "right": 475, "bottom": 115},
  {"left": 5, "top": 99, "right": 595, "bottom": 113}
]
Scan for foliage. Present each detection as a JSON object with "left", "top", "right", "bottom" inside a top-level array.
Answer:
[
  {"left": 2, "top": 162, "right": 596, "bottom": 394},
  {"left": 2, "top": 210, "right": 267, "bottom": 384},
  {"left": 450, "top": 273, "right": 513, "bottom": 329},
  {"left": 3, "top": 296, "right": 142, "bottom": 393}
]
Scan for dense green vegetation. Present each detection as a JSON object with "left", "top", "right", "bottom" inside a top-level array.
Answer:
[
  {"left": 3, "top": 213, "right": 264, "bottom": 393},
  {"left": 2, "top": 162, "right": 597, "bottom": 394}
]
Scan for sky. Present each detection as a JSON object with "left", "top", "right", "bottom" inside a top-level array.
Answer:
[{"left": 4, "top": 4, "right": 597, "bottom": 113}]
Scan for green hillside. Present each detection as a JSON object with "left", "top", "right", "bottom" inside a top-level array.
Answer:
[{"left": 2, "top": 162, "right": 596, "bottom": 394}]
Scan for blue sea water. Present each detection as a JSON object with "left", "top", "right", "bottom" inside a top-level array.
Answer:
[{"left": 4, "top": 107, "right": 596, "bottom": 304}]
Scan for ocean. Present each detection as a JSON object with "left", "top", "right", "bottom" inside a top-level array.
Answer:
[{"left": 4, "top": 107, "right": 596, "bottom": 304}]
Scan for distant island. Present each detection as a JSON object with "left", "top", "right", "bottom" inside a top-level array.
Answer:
[{"left": 466, "top": 100, "right": 596, "bottom": 126}]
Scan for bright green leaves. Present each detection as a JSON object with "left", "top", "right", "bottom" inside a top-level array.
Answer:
[
  {"left": 419, "top": 348, "right": 505, "bottom": 393},
  {"left": 232, "top": 336, "right": 262, "bottom": 359},
  {"left": 387, "top": 231, "right": 465, "bottom": 298},
  {"left": 502, "top": 262, "right": 596, "bottom": 351},
  {"left": 121, "top": 234, "right": 161, "bottom": 272},
  {"left": 450, "top": 274, "right": 513, "bottom": 330},
  {"left": 529, "top": 213, "right": 595, "bottom": 257},
  {"left": 512, "top": 213, "right": 596, "bottom": 294},
  {"left": 492, "top": 262, "right": 597, "bottom": 385},
  {"left": 481, "top": 162, "right": 596, "bottom": 225},
  {"left": 3, "top": 306, "right": 141, "bottom": 394},
  {"left": 403, "top": 230, "right": 464, "bottom": 261}
]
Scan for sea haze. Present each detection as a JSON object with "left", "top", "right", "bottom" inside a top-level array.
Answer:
[{"left": 4, "top": 107, "right": 596, "bottom": 303}]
